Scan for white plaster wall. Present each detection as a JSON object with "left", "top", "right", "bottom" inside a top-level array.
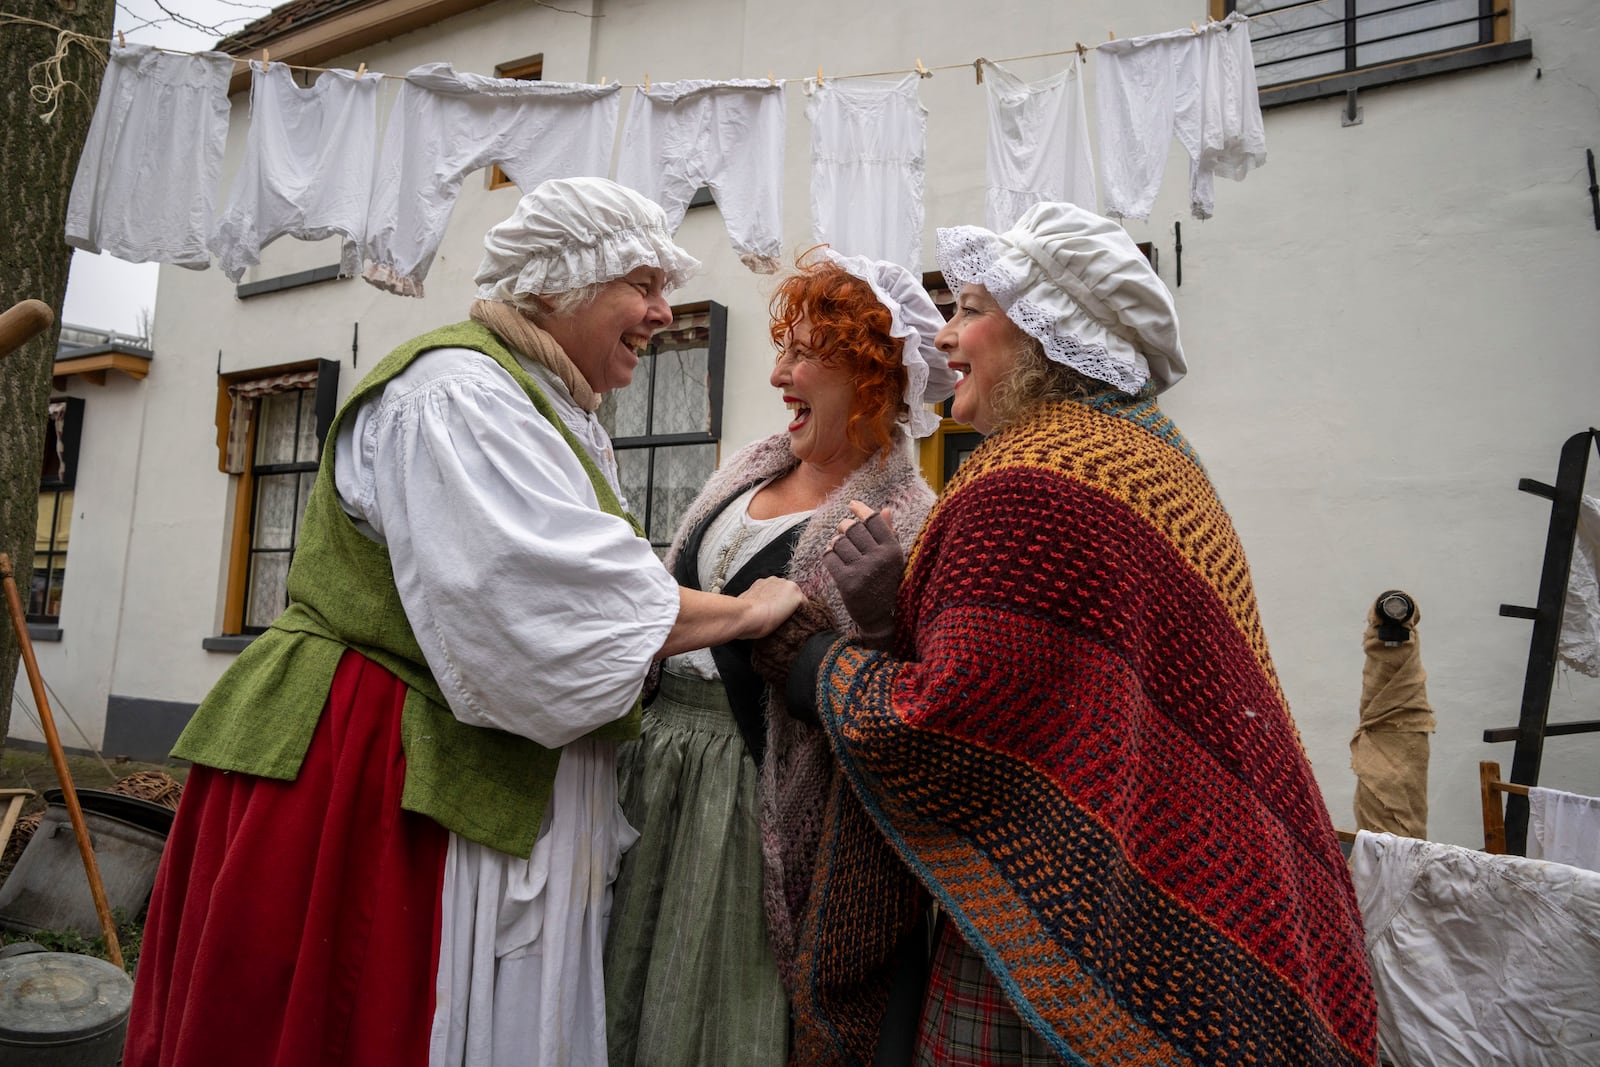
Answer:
[
  {"left": 9, "top": 373, "right": 147, "bottom": 749},
  {"left": 100, "top": 0, "right": 1598, "bottom": 846}
]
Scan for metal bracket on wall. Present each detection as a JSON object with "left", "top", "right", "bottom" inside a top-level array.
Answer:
[
  {"left": 1341, "top": 88, "right": 1363, "bottom": 127},
  {"left": 1586, "top": 149, "right": 1599, "bottom": 231},
  {"left": 1173, "top": 222, "right": 1182, "bottom": 288}
]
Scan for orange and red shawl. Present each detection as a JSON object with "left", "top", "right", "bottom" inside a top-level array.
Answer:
[{"left": 793, "top": 393, "right": 1378, "bottom": 1066}]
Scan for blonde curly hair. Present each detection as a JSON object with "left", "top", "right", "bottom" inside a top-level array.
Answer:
[{"left": 987, "top": 334, "right": 1104, "bottom": 430}]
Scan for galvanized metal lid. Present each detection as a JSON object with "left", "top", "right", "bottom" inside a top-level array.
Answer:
[{"left": 0, "top": 951, "right": 133, "bottom": 1046}]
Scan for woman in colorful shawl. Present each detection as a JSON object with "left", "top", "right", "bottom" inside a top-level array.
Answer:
[
  {"left": 123, "top": 178, "right": 803, "bottom": 1067},
  {"left": 787, "top": 202, "right": 1380, "bottom": 1066},
  {"left": 604, "top": 249, "right": 956, "bottom": 1066}
]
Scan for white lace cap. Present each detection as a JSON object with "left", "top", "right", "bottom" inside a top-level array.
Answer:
[
  {"left": 475, "top": 176, "right": 701, "bottom": 305},
  {"left": 935, "top": 202, "right": 1185, "bottom": 394},
  {"left": 819, "top": 248, "right": 956, "bottom": 439}
]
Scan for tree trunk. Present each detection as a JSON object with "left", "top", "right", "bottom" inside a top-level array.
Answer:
[{"left": 0, "top": 0, "right": 116, "bottom": 747}]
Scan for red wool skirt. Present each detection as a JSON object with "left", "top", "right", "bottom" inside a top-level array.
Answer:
[{"left": 123, "top": 650, "right": 450, "bottom": 1067}]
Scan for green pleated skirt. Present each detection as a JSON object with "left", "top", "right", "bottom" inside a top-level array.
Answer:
[{"left": 604, "top": 668, "right": 789, "bottom": 1067}]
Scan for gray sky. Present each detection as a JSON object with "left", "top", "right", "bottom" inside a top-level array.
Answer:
[{"left": 62, "top": 0, "right": 267, "bottom": 334}]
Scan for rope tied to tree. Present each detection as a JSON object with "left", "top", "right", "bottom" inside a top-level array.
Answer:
[{"left": 0, "top": 14, "right": 106, "bottom": 121}]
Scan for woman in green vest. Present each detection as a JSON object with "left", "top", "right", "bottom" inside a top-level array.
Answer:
[{"left": 124, "top": 177, "right": 803, "bottom": 1067}]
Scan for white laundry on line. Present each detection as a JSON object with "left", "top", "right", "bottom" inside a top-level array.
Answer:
[
  {"left": 806, "top": 73, "right": 926, "bottom": 271},
  {"left": 211, "top": 61, "right": 382, "bottom": 283},
  {"left": 616, "top": 79, "right": 786, "bottom": 274},
  {"left": 363, "top": 63, "right": 620, "bottom": 297},
  {"left": 981, "top": 59, "right": 1095, "bottom": 232},
  {"left": 1095, "top": 11, "right": 1265, "bottom": 222},
  {"left": 65, "top": 42, "right": 234, "bottom": 269}
]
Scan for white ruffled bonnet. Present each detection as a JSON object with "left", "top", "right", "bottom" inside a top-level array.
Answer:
[
  {"left": 935, "top": 201, "right": 1186, "bottom": 395},
  {"left": 820, "top": 249, "right": 958, "bottom": 439},
  {"left": 476, "top": 177, "right": 701, "bottom": 305}
]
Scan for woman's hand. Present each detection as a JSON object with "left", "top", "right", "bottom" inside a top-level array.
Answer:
[
  {"left": 823, "top": 500, "right": 903, "bottom": 649},
  {"left": 737, "top": 576, "right": 807, "bottom": 639},
  {"left": 656, "top": 578, "right": 804, "bottom": 659}
]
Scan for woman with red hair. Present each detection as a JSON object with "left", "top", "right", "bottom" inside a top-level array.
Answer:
[{"left": 604, "top": 249, "right": 955, "bottom": 1066}]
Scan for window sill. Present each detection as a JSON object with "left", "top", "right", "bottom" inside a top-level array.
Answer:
[
  {"left": 26, "top": 624, "right": 63, "bottom": 643},
  {"left": 1259, "top": 39, "right": 1533, "bottom": 109},
  {"left": 236, "top": 264, "right": 346, "bottom": 300},
  {"left": 201, "top": 634, "right": 257, "bottom": 652}
]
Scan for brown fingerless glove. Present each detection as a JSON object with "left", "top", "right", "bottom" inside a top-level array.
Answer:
[{"left": 821, "top": 509, "right": 903, "bottom": 649}]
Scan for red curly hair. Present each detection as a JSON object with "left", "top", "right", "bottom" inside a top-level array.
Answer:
[{"left": 768, "top": 250, "right": 907, "bottom": 456}]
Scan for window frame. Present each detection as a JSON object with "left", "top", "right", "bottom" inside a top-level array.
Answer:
[
  {"left": 487, "top": 54, "right": 544, "bottom": 190},
  {"left": 602, "top": 300, "right": 728, "bottom": 550},
  {"left": 1212, "top": 0, "right": 1527, "bottom": 108},
  {"left": 215, "top": 359, "right": 339, "bottom": 636},
  {"left": 29, "top": 397, "right": 84, "bottom": 625}
]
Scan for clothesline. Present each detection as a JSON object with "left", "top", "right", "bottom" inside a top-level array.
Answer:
[{"left": 5, "top": 6, "right": 1282, "bottom": 90}]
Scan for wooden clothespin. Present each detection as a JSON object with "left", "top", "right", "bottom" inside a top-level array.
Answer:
[
  {"left": 599, "top": 75, "right": 607, "bottom": 86},
  {"left": 914, "top": 57, "right": 931, "bottom": 79},
  {"left": 816, "top": 66, "right": 824, "bottom": 86},
  {"left": 1074, "top": 41, "right": 1087, "bottom": 61},
  {"left": 768, "top": 70, "right": 776, "bottom": 85},
  {"left": 644, "top": 72, "right": 650, "bottom": 91},
  {"left": 262, "top": 49, "right": 270, "bottom": 71},
  {"left": 1107, "top": 29, "right": 1115, "bottom": 42},
  {"left": 973, "top": 58, "right": 985, "bottom": 85},
  {"left": 1191, "top": 20, "right": 1199, "bottom": 33},
  {"left": 116, "top": 30, "right": 126, "bottom": 48},
  {"left": 356, "top": 61, "right": 367, "bottom": 77}
]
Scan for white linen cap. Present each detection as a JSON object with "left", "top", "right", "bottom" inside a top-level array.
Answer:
[
  {"left": 935, "top": 202, "right": 1186, "bottom": 395},
  {"left": 821, "top": 248, "right": 958, "bottom": 439},
  {"left": 475, "top": 177, "right": 701, "bottom": 305}
]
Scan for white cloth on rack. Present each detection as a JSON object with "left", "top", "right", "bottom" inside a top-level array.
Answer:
[
  {"left": 363, "top": 64, "right": 621, "bottom": 297},
  {"left": 616, "top": 80, "right": 786, "bottom": 273},
  {"left": 806, "top": 74, "right": 926, "bottom": 270},
  {"left": 981, "top": 59, "right": 1095, "bottom": 232},
  {"left": 1350, "top": 830, "right": 1600, "bottom": 1067},
  {"left": 211, "top": 62, "right": 382, "bottom": 282},
  {"left": 65, "top": 43, "right": 233, "bottom": 269},
  {"left": 1559, "top": 494, "right": 1600, "bottom": 676},
  {"left": 1095, "top": 12, "right": 1265, "bottom": 221},
  {"left": 1529, "top": 785, "right": 1600, "bottom": 873}
]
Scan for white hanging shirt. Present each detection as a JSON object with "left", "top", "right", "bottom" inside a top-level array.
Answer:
[
  {"left": 981, "top": 59, "right": 1096, "bottom": 232},
  {"left": 616, "top": 79, "right": 787, "bottom": 273},
  {"left": 211, "top": 62, "right": 382, "bottom": 282},
  {"left": 333, "top": 345, "right": 679, "bottom": 1066},
  {"left": 806, "top": 74, "right": 927, "bottom": 270},
  {"left": 363, "top": 64, "right": 622, "bottom": 297},
  {"left": 65, "top": 42, "right": 233, "bottom": 268},
  {"left": 1351, "top": 830, "right": 1600, "bottom": 1066}
]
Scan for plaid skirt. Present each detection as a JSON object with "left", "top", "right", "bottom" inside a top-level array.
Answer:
[{"left": 915, "top": 916, "right": 1061, "bottom": 1066}]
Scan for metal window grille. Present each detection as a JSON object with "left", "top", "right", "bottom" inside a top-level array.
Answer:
[{"left": 1228, "top": 0, "right": 1503, "bottom": 88}]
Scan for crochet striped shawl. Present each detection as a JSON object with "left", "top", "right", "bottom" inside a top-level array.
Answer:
[{"left": 802, "top": 393, "right": 1378, "bottom": 1065}]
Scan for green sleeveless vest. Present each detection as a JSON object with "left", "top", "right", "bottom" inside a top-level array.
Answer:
[{"left": 173, "top": 321, "right": 646, "bottom": 858}]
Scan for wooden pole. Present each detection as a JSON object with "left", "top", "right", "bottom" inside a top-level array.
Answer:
[
  {"left": 0, "top": 552, "right": 122, "bottom": 968},
  {"left": 0, "top": 299, "right": 53, "bottom": 362}
]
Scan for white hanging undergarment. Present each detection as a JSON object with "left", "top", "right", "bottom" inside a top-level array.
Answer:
[
  {"left": 1529, "top": 786, "right": 1600, "bottom": 873},
  {"left": 211, "top": 62, "right": 382, "bottom": 282},
  {"left": 363, "top": 64, "right": 621, "bottom": 297},
  {"left": 981, "top": 59, "right": 1096, "bottom": 232},
  {"left": 805, "top": 74, "right": 926, "bottom": 271},
  {"left": 65, "top": 42, "right": 233, "bottom": 269},
  {"left": 1095, "top": 12, "right": 1265, "bottom": 221},
  {"left": 617, "top": 80, "right": 786, "bottom": 273}
]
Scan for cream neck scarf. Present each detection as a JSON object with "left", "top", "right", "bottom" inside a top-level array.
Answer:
[{"left": 469, "top": 299, "right": 600, "bottom": 413}]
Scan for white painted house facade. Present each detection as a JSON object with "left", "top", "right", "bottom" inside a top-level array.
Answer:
[{"left": 15, "top": 0, "right": 1600, "bottom": 849}]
